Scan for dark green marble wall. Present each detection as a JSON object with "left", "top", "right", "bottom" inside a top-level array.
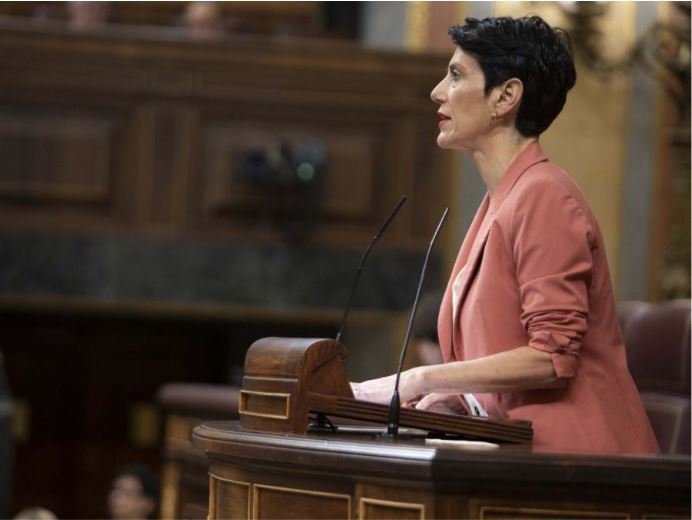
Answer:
[{"left": 0, "top": 232, "right": 438, "bottom": 312}]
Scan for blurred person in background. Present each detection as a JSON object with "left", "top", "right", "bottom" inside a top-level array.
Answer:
[
  {"left": 67, "top": 1, "right": 111, "bottom": 29},
  {"left": 108, "top": 464, "right": 158, "bottom": 520},
  {"left": 13, "top": 507, "right": 57, "bottom": 520},
  {"left": 183, "top": 1, "right": 224, "bottom": 38}
]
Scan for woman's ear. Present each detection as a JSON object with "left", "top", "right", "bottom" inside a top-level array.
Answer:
[{"left": 495, "top": 77, "right": 523, "bottom": 117}]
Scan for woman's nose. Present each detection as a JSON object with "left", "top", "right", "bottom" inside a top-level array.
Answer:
[{"left": 430, "top": 79, "right": 446, "bottom": 104}]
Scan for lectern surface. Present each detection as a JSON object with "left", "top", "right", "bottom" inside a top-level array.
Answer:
[{"left": 193, "top": 421, "right": 690, "bottom": 520}]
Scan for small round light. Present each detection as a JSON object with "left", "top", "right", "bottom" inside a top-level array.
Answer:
[{"left": 296, "top": 162, "right": 316, "bottom": 182}]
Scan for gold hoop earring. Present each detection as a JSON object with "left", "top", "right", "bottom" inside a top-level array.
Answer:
[{"left": 491, "top": 110, "right": 503, "bottom": 125}]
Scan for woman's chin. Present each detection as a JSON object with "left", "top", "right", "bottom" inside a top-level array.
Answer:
[
  {"left": 436, "top": 133, "right": 472, "bottom": 151},
  {"left": 436, "top": 134, "right": 455, "bottom": 149}
]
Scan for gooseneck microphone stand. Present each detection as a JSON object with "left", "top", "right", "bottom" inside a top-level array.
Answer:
[
  {"left": 335, "top": 196, "right": 407, "bottom": 343},
  {"left": 384, "top": 207, "right": 449, "bottom": 438}
]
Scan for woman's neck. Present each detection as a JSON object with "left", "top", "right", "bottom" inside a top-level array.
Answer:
[{"left": 470, "top": 133, "right": 538, "bottom": 195}]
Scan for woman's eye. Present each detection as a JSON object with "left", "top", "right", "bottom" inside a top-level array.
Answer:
[{"left": 451, "top": 69, "right": 460, "bottom": 81}]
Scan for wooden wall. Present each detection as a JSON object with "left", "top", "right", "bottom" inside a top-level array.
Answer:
[
  {"left": 0, "top": 19, "right": 450, "bottom": 518},
  {"left": 0, "top": 2, "right": 326, "bottom": 37},
  {"left": 0, "top": 19, "right": 449, "bottom": 248}
]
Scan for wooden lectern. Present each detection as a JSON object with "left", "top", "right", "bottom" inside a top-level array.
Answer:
[
  {"left": 238, "top": 337, "right": 532, "bottom": 444},
  {"left": 192, "top": 337, "right": 690, "bottom": 519}
]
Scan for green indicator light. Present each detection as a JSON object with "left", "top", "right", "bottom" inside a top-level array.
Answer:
[{"left": 296, "top": 162, "right": 315, "bottom": 182}]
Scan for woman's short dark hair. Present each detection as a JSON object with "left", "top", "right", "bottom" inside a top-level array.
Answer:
[{"left": 449, "top": 16, "right": 576, "bottom": 137}]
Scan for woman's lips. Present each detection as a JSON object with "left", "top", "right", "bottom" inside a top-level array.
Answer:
[{"left": 437, "top": 112, "right": 451, "bottom": 128}]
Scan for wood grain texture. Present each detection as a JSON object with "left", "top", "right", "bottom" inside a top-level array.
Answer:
[
  {"left": 0, "top": 19, "right": 448, "bottom": 248},
  {"left": 194, "top": 422, "right": 691, "bottom": 520},
  {"left": 240, "top": 337, "right": 353, "bottom": 433},
  {"left": 240, "top": 336, "right": 531, "bottom": 443}
]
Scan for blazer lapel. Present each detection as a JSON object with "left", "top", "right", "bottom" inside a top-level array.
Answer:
[
  {"left": 452, "top": 216, "right": 492, "bottom": 332},
  {"left": 438, "top": 195, "right": 489, "bottom": 362}
]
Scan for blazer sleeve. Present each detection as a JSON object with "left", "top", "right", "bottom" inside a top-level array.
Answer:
[{"left": 509, "top": 180, "right": 595, "bottom": 379}]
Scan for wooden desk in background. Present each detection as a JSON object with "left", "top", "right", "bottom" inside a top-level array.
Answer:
[{"left": 192, "top": 421, "right": 690, "bottom": 519}]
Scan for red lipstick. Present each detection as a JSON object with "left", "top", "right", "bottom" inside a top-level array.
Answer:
[{"left": 437, "top": 111, "right": 451, "bottom": 128}]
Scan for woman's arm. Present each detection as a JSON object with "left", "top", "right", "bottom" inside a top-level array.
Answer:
[{"left": 351, "top": 346, "right": 564, "bottom": 405}]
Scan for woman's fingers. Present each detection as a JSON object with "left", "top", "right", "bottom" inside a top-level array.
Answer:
[
  {"left": 415, "top": 393, "right": 468, "bottom": 415},
  {"left": 414, "top": 393, "right": 445, "bottom": 410},
  {"left": 402, "top": 394, "right": 426, "bottom": 408},
  {"left": 414, "top": 393, "right": 461, "bottom": 414},
  {"left": 349, "top": 375, "right": 396, "bottom": 404},
  {"left": 350, "top": 369, "right": 423, "bottom": 405}
]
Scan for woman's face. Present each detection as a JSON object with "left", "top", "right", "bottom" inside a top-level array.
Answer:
[{"left": 430, "top": 47, "right": 495, "bottom": 150}]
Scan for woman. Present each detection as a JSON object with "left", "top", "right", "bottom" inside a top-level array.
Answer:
[{"left": 352, "top": 16, "right": 659, "bottom": 454}]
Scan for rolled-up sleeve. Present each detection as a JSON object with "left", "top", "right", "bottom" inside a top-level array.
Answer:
[{"left": 510, "top": 183, "right": 595, "bottom": 379}]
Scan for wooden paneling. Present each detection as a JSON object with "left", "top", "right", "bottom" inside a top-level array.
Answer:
[
  {"left": 239, "top": 389, "right": 291, "bottom": 420},
  {"left": 359, "top": 497, "right": 425, "bottom": 519},
  {"left": 252, "top": 484, "right": 351, "bottom": 520},
  {"left": 0, "top": 2, "right": 324, "bottom": 37},
  {"left": 0, "top": 22, "right": 448, "bottom": 518},
  {"left": 478, "top": 506, "right": 629, "bottom": 519},
  {"left": 198, "top": 121, "right": 379, "bottom": 220},
  {"left": 194, "top": 423, "right": 691, "bottom": 520},
  {"left": 0, "top": 19, "right": 448, "bottom": 248},
  {"left": 0, "top": 111, "right": 112, "bottom": 203},
  {"left": 0, "top": 101, "right": 137, "bottom": 231},
  {"left": 212, "top": 476, "right": 250, "bottom": 520},
  {"left": 357, "top": 483, "right": 433, "bottom": 520}
]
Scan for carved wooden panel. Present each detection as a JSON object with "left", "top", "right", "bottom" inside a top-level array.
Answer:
[
  {"left": 359, "top": 497, "right": 425, "bottom": 519},
  {"left": 183, "top": 89, "right": 429, "bottom": 247},
  {"left": 252, "top": 484, "right": 351, "bottom": 520},
  {"left": 239, "top": 389, "right": 291, "bottom": 420},
  {"left": 356, "top": 483, "right": 433, "bottom": 520},
  {"left": 197, "top": 120, "right": 379, "bottom": 221},
  {"left": 0, "top": 97, "right": 138, "bottom": 231},
  {"left": 478, "top": 506, "right": 629, "bottom": 519},
  {"left": 0, "top": 110, "right": 112, "bottom": 203},
  {"left": 211, "top": 475, "right": 250, "bottom": 520}
]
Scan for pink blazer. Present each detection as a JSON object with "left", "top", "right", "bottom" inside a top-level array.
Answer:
[{"left": 438, "top": 142, "right": 659, "bottom": 454}]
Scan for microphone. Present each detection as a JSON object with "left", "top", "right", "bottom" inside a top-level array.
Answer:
[
  {"left": 385, "top": 207, "right": 449, "bottom": 437},
  {"left": 335, "top": 196, "right": 407, "bottom": 343}
]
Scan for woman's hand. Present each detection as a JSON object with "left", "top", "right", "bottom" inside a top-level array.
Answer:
[
  {"left": 412, "top": 393, "right": 468, "bottom": 415},
  {"left": 351, "top": 368, "right": 424, "bottom": 405}
]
